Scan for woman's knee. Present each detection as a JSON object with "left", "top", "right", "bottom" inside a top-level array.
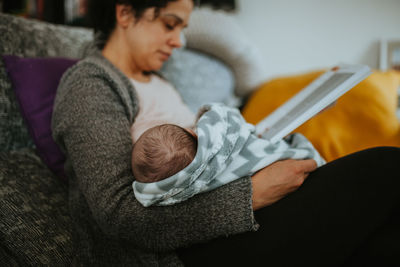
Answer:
[
  {"left": 316, "top": 146, "right": 399, "bottom": 182},
  {"left": 363, "top": 146, "right": 400, "bottom": 156},
  {"left": 353, "top": 146, "right": 400, "bottom": 165}
]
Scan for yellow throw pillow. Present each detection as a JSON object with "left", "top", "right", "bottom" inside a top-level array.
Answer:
[{"left": 242, "top": 70, "right": 400, "bottom": 161}]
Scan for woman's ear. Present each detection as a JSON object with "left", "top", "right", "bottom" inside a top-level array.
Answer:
[{"left": 115, "top": 4, "right": 134, "bottom": 28}]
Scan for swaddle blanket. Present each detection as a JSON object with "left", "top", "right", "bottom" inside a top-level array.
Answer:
[{"left": 133, "top": 103, "right": 325, "bottom": 207}]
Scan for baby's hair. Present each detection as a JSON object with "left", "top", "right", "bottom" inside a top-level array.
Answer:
[{"left": 132, "top": 124, "right": 197, "bottom": 183}]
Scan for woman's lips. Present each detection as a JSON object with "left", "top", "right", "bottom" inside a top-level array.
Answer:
[{"left": 159, "top": 51, "right": 171, "bottom": 60}]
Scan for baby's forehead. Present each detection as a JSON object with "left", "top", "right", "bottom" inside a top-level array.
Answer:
[
  {"left": 138, "top": 125, "right": 164, "bottom": 140},
  {"left": 140, "top": 124, "right": 176, "bottom": 139},
  {"left": 138, "top": 124, "right": 196, "bottom": 146}
]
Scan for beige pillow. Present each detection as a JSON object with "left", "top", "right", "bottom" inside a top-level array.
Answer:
[{"left": 184, "top": 8, "right": 267, "bottom": 97}]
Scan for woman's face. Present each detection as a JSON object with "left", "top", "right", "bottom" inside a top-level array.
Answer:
[{"left": 125, "top": 0, "right": 193, "bottom": 72}]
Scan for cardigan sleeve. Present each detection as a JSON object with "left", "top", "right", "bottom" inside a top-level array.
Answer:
[{"left": 52, "top": 64, "right": 258, "bottom": 252}]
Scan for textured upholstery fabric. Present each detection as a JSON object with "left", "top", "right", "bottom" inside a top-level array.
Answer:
[
  {"left": 0, "top": 13, "right": 93, "bottom": 152},
  {"left": 0, "top": 58, "right": 33, "bottom": 151},
  {"left": 0, "top": 150, "right": 73, "bottom": 266},
  {"left": 0, "top": 246, "right": 19, "bottom": 266},
  {"left": 0, "top": 14, "right": 93, "bottom": 58},
  {"left": 0, "top": 14, "right": 90, "bottom": 265}
]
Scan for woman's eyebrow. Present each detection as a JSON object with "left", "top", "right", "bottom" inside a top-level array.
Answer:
[{"left": 162, "top": 14, "right": 189, "bottom": 28}]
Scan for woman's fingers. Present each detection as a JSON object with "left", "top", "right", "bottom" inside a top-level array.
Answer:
[
  {"left": 296, "top": 159, "right": 318, "bottom": 173},
  {"left": 251, "top": 159, "right": 318, "bottom": 210}
]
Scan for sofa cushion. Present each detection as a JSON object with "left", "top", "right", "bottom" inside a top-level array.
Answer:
[
  {"left": 0, "top": 13, "right": 93, "bottom": 59},
  {"left": 242, "top": 70, "right": 400, "bottom": 161},
  {"left": 185, "top": 8, "right": 267, "bottom": 97},
  {"left": 0, "top": 150, "right": 73, "bottom": 266},
  {"left": 0, "top": 57, "right": 35, "bottom": 151},
  {"left": 2, "top": 55, "right": 78, "bottom": 179},
  {"left": 0, "top": 246, "right": 19, "bottom": 266},
  {"left": 0, "top": 13, "right": 93, "bottom": 153}
]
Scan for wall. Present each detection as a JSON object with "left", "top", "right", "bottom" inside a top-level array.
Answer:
[{"left": 233, "top": 0, "right": 400, "bottom": 79}]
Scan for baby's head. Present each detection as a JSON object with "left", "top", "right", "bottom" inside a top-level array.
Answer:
[{"left": 132, "top": 124, "right": 197, "bottom": 183}]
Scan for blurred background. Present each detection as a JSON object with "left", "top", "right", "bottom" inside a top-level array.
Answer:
[
  {"left": 0, "top": 0, "right": 235, "bottom": 26},
  {"left": 1, "top": 0, "right": 399, "bottom": 79},
  {"left": 234, "top": 0, "right": 400, "bottom": 79}
]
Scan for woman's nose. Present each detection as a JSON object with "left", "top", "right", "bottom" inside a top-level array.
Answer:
[{"left": 168, "top": 31, "right": 184, "bottom": 48}]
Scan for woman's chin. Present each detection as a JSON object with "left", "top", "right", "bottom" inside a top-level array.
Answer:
[{"left": 147, "top": 62, "right": 163, "bottom": 72}]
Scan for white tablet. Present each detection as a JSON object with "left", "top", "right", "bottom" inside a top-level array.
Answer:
[{"left": 255, "top": 64, "right": 372, "bottom": 143}]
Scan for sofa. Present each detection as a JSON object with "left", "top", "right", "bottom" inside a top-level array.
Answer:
[{"left": 0, "top": 9, "right": 267, "bottom": 265}]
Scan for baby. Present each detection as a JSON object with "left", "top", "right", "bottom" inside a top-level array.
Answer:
[
  {"left": 132, "top": 103, "right": 325, "bottom": 207},
  {"left": 132, "top": 124, "right": 198, "bottom": 183}
]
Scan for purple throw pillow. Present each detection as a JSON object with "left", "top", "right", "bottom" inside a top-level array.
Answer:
[{"left": 2, "top": 55, "right": 78, "bottom": 180}]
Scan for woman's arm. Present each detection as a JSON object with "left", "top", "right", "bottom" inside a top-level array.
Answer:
[{"left": 52, "top": 67, "right": 257, "bottom": 252}]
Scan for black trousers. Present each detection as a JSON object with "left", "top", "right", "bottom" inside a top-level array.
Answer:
[{"left": 177, "top": 147, "right": 400, "bottom": 267}]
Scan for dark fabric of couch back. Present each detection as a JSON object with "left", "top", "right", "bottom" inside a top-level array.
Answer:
[{"left": 0, "top": 13, "right": 93, "bottom": 152}]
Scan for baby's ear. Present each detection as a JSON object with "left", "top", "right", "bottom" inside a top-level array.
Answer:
[{"left": 195, "top": 105, "right": 210, "bottom": 122}]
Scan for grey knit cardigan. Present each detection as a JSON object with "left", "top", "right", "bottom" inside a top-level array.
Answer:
[{"left": 51, "top": 50, "right": 258, "bottom": 266}]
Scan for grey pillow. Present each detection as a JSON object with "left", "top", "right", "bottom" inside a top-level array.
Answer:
[{"left": 160, "top": 48, "right": 239, "bottom": 113}]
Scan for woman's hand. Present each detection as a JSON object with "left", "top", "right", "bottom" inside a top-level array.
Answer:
[{"left": 251, "top": 159, "right": 317, "bottom": 210}]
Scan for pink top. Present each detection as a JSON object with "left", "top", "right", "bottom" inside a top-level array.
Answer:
[{"left": 130, "top": 75, "right": 195, "bottom": 143}]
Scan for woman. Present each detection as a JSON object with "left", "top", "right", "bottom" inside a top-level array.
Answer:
[{"left": 52, "top": 0, "right": 400, "bottom": 266}]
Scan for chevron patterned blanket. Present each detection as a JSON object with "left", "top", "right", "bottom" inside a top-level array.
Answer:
[{"left": 133, "top": 103, "right": 325, "bottom": 207}]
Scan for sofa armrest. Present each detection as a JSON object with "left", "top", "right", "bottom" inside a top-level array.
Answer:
[
  {"left": 0, "top": 246, "right": 19, "bottom": 266},
  {"left": 0, "top": 150, "right": 73, "bottom": 266}
]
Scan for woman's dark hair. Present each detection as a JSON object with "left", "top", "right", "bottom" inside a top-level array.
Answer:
[{"left": 87, "top": 0, "right": 196, "bottom": 46}]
